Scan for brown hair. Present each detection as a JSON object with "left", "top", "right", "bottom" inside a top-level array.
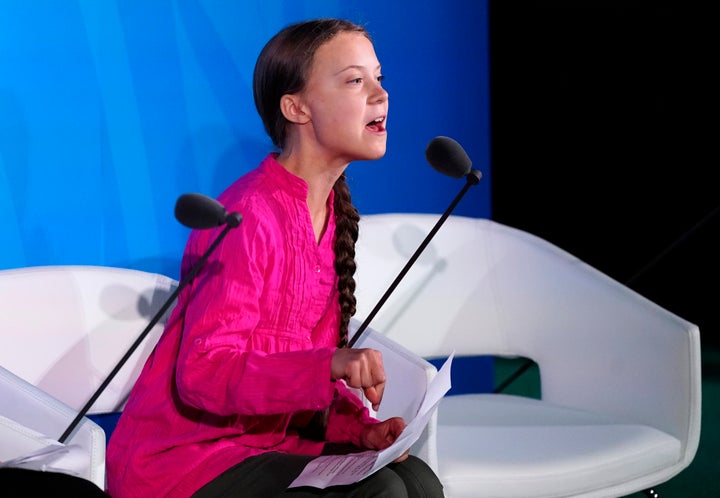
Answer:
[{"left": 253, "top": 19, "right": 367, "bottom": 347}]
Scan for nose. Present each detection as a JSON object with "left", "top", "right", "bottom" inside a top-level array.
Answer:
[{"left": 370, "top": 80, "right": 388, "bottom": 104}]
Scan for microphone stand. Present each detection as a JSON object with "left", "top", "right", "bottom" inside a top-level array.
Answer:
[
  {"left": 58, "top": 212, "right": 242, "bottom": 444},
  {"left": 348, "top": 170, "right": 482, "bottom": 348}
]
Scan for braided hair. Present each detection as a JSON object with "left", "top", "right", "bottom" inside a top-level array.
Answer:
[{"left": 332, "top": 174, "right": 360, "bottom": 347}]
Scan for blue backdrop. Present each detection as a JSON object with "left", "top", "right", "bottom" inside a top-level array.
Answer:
[{"left": 0, "top": 0, "right": 490, "bottom": 280}]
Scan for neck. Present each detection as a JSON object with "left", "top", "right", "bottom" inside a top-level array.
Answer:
[{"left": 276, "top": 151, "right": 346, "bottom": 243}]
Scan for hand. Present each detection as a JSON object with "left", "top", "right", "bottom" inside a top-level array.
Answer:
[
  {"left": 331, "top": 348, "right": 386, "bottom": 410},
  {"left": 360, "top": 417, "right": 409, "bottom": 463}
]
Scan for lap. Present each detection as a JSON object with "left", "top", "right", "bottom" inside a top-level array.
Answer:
[
  {"left": 0, "top": 468, "right": 107, "bottom": 497},
  {"left": 192, "top": 453, "right": 444, "bottom": 498}
]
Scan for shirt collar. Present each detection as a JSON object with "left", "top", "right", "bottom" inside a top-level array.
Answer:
[{"left": 261, "top": 153, "right": 336, "bottom": 209}]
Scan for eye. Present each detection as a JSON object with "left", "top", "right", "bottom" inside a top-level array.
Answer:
[
  {"left": 349, "top": 77, "right": 363, "bottom": 84},
  {"left": 377, "top": 74, "right": 385, "bottom": 83}
]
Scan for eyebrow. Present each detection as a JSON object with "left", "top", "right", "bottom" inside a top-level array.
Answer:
[{"left": 335, "top": 64, "right": 382, "bottom": 75}]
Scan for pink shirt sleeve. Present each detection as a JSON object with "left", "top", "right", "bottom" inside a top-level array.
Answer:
[{"left": 173, "top": 208, "right": 339, "bottom": 416}]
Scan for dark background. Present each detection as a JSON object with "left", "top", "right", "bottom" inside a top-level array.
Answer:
[{"left": 488, "top": 1, "right": 718, "bottom": 347}]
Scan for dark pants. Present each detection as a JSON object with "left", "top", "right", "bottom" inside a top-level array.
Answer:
[
  {"left": 0, "top": 468, "right": 108, "bottom": 496},
  {"left": 192, "top": 453, "right": 444, "bottom": 498}
]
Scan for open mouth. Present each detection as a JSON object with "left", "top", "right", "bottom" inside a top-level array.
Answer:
[{"left": 365, "top": 116, "right": 386, "bottom": 133}]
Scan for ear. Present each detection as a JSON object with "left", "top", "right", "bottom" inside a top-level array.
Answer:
[{"left": 280, "top": 94, "right": 311, "bottom": 125}]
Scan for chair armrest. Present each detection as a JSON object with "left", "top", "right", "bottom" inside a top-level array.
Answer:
[
  {"left": 489, "top": 227, "right": 701, "bottom": 460},
  {"left": 0, "top": 366, "right": 106, "bottom": 488}
]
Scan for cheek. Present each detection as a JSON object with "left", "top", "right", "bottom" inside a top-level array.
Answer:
[
  {"left": 314, "top": 101, "right": 358, "bottom": 131},
  {"left": 306, "top": 92, "right": 366, "bottom": 138}
]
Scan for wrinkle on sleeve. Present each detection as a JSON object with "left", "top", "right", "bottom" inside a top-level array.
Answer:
[{"left": 173, "top": 209, "right": 336, "bottom": 416}]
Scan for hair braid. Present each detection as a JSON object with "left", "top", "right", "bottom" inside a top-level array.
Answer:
[{"left": 333, "top": 173, "right": 360, "bottom": 348}]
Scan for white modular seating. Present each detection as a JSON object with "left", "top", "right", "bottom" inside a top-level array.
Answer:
[
  {"left": 353, "top": 213, "right": 702, "bottom": 498},
  {"left": 0, "top": 364, "right": 106, "bottom": 488},
  {"left": 0, "top": 265, "right": 178, "bottom": 488},
  {"left": 0, "top": 265, "right": 439, "bottom": 488}
]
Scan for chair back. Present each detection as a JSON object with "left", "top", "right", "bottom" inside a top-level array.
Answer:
[
  {"left": 0, "top": 265, "right": 178, "bottom": 414},
  {"left": 354, "top": 213, "right": 701, "bottom": 497}
]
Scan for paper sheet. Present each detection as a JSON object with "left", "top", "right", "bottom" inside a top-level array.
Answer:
[{"left": 289, "top": 353, "right": 453, "bottom": 488}]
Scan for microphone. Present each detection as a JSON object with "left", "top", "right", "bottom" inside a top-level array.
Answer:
[
  {"left": 425, "top": 136, "right": 473, "bottom": 178},
  {"left": 348, "top": 137, "right": 482, "bottom": 347},
  {"left": 175, "top": 193, "right": 241, "bottom": 229},
  {"left": 59, "top": 193, "right": 242, "bottom": 443}
]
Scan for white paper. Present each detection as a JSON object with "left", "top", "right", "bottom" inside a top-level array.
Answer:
[{"left": 289, "top": 353, "right": 453, "bottom": 489}]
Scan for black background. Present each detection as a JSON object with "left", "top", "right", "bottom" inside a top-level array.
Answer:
[{"left": 489, "top": 1, "right": 718, "bottom": 346}]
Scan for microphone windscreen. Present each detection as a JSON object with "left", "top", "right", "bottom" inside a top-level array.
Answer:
[
  {"left": 425, "top": 136, "right": 472, "bottom": 178},
  {"left": 175, "top": 193, "right": 228, "bottom": 229}
]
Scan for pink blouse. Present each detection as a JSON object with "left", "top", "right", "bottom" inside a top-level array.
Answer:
[{"left": 107, "top": 154, "right": 376, "bottom": 497}]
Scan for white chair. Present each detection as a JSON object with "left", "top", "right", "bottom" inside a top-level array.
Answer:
[
  {"left": 0, "top": 265, "right": 441, "bottom": 487},
  {"left": 353, "top": 213, "right": 702, "bottom": 498},
  {"left": 0, "top": 265, "right": 178, "bottom": 487},
  {"left": 0, "top": 265, "right": 178, "bottom": 414},
  {"left": 0, "top": 365, "right": 106, "bottom": 488}
]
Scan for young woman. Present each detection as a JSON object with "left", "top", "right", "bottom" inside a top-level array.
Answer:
[{"left": 107, "top": 18, "right": 444, "bottom": 497}]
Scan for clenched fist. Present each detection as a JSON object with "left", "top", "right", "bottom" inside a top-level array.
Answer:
[{"left": 331, "top": 347, "right": 386, "bottom": 411}]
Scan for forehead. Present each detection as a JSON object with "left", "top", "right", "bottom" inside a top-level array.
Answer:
[{"left": 311, "top": 31, "right": 379, "bottom": 73}]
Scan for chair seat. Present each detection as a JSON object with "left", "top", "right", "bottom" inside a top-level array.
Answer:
[{"left": 437, "top": 394, "right": 681, "bottom": 498}]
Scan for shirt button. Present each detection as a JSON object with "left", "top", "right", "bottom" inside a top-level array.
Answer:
[{"left": 313, "top": 265, "right": 321, "bottom": 273}]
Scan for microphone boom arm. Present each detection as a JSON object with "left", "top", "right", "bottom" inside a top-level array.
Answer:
[
  {"left": 348, "top": 170, "right": 481, "bottom": 348},
  {"left": 58, "top": 212, "right": 242, "bottom": 444}
]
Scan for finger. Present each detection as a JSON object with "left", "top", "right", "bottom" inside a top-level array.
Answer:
[
  {"left": 369, "top": 350, "right": 387, "bottom": 386},
  {"left": 372, "top": 377, "right": 385, "bottom": 407},
  {"left": 363, "top": 386, "right": 381, "bottom": 410},
  {"left": 374, "top": 424, "right": 395, "bottom": 450},
  {"left": 366, "top": 350, "right": 386, "bottom": 408},
  {"left": 392, "top": 449, "right": 410, "bottom": 463},
  {"left": 390, "top": 417, "right": 406, "bottom": 435}
]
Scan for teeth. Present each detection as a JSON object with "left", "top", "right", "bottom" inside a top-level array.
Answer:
[{"left": 367, "top": 117, "right": 385, "bottom": 127}]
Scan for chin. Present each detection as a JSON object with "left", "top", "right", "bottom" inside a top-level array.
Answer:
[
  {"left": 347, "top": 136, "right": 387, "bottom": 161},
  {"left": 360, "top": 150, "right": 386, "bottom": 162},
  {"left": 365, "top": 142, "right": 387, "bottom": 160}
]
